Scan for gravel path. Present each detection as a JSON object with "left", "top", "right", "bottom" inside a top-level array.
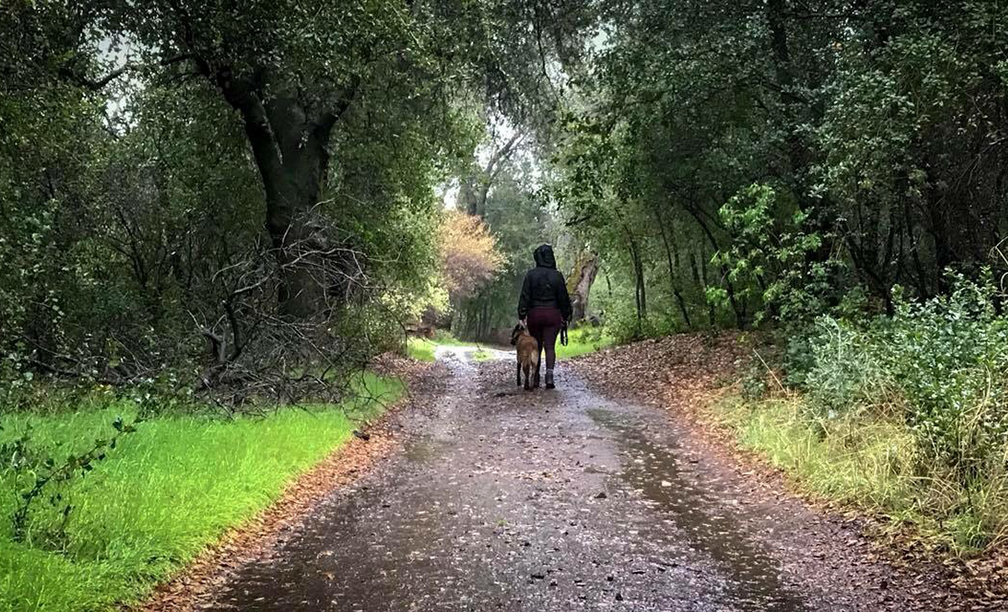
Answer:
[{"left": 201, "top": 352, "right": 959, "bottom": 611}]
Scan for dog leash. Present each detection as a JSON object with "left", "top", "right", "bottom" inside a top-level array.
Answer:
[{"left": 560, "top": 323, "right": 568, "bottom": 346}]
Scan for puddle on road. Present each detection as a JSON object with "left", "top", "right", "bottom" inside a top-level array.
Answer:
[
  {"left": 589, "top": 408, "right": 805, "bottom": 612},
  {"left": 404, "top": 435, "right": 453, "bottom": 462}
]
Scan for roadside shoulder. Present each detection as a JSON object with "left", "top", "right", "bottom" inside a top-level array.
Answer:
[
  {"left": 569, "top": 334, "right": 997, "bottom": 611},
  {"left": 134, "top": 359, "right": 448, "bottom": 612}
]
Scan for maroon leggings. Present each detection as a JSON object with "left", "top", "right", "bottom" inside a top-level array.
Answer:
[{"left": 527, "top": 307, "right": 563, "bottom": 372}]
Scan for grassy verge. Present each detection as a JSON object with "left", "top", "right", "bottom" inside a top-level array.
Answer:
[
  {"left": 709, "top": 393, "right": 1008, "bottom": 554},
  {"left": 0, "top": 373, "right": 401, "bottom": 612},
  {"left": 406, "top": 337, "right": 436, "bottom": 362},
  {"left": 406, "top": 331, "right": 476, "bottom": 362},
  {"left": 430, "top": 330, "right": 473, "bottom": 347},
  {"left": 557, "top": 326, "right": 614, "bottom": 359},
  {"left": 406, "top": 332, "right": 488, "bottom": 363},
  {"left": 406, "top": 327, "right": 614, "bottom": 363}
]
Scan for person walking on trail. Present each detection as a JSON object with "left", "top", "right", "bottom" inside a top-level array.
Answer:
[{"left": 518, "top": 244, "right": 573, "bottom": 389}]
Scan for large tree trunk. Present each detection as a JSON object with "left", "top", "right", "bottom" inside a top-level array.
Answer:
[
  {"left": 459, "top": 132, "right": 523, "bottom": 217},
  {"left": 649, "top": 204, "right": 691, "bottom": 328},
  {"left": 259, "top": 123, "right": 331, "bottom": 319},
  {"left": 214, "top": 70, "right": 355, "bottom": 318},
  {"left": 622, "top": 223, "right": 646, "bottom": 330},
  {"left": 567, "top": 251, "right": 598, "bottom": 323},
  {"left": 460, "top": 177, "right": 480, "bottom": 216}
]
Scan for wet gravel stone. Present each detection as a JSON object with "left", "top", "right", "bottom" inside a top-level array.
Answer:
[{"left": 200, "top": 353, "right": 961, "bottom": 611}]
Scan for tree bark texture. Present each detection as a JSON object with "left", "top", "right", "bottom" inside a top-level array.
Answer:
[
  {"left": 214, "top": 69, "right": 355, "bottom": 318},
  {"left": 566, "top": 251, "right": 598, "bottom": 323}
]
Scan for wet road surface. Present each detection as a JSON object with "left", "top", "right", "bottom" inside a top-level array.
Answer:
[{"left": 204, "top": 353, "right": 930, "bottom": 611}]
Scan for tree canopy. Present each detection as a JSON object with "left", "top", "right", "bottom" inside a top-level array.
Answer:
[
  {"left": 0, "top": 0, "right": 599, "bottom": 402},
  {"left": 549, "top": 0, "right": 1008, "bottom": 339},
  {"left": 4, "top": 0, "right": 1008, "bottom": 394}
]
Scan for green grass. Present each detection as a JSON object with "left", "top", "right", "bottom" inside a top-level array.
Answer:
[
  {"left": 406, "top": 331, "right": 481, "bottom": 363},
  {"left": 471, "top": 349, "right": 493, "bottom": 362},
  {"left": 405, "top": 327, "right": 614, "bottom": 363},
  {"left": 0, "top": 373, "right": 401, "bottom": 612},
  {"left": 406, "top": 336, "right": 436, "bottom": 362},
  {"left": 556, "top": 326, "right": 614, "bottom": 359},
  {"left": 431, "top": 330, "right": 472, "bottom": 346},
  {"left": 709, "top": 395, "right": 1008, "bottom": 554}
]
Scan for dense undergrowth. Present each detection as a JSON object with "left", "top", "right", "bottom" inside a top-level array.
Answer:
[
  {"left": 406, "top": 337, "right": 437, "bottom": 362},
  {"left": 723, "top": 280, "right": 1008, "bottom": 554},
  {"left": 557, "top": 326, "right": 614, "bottom": 359},
  {"left": 0, "top": 373, "right": 401, "bottom": 612}
]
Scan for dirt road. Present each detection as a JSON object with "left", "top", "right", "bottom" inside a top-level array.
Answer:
[{"left": 201, "top": 350, "right": 956, "bottom": 611}]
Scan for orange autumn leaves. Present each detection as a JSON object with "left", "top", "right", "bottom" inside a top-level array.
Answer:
[{"left": 438, "top": 210, "right": 504, "bottom": 305}]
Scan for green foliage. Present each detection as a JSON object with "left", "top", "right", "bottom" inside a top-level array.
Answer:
[
  {"left": 756, "top": 277, "right": 1008, "bottom": 550},
  {"left": 406, "top": 337, "right": 436, "bottom": 362},
  {"left": 805, "top": 277, "right": 1008, "bottom": 469},
  {"left": 802, "top": 317, "right": 885, "bottom": 417},
  {"left": 431, "top": 330, "right": 472, "bottom": 346},
  {"left": 0, "top": 0, "right": 601, "bottom": 404},
  {"left": 551, "top": 0, "right": 1008, "bottom": 335},
  {"left": 0, "top": 374, "right": 400, "bottom": 611},
  {"left": 555, "top": 326, "right": 614, "bottom": 359},
  {"left": 7, "top": 416, "right": 139, "bottom": 548},
  {"left": 602, "top": 298, "right": 662, "bottom": 343},
  {"left": 714, "top": 184, "right": 842, "bottom": 325},
  {"left": 816, "top": 1, "right": 1008, "bottom": 301},
  {"left": 739, "top": 360, "right": 770, "bottom": 402},
  {"left": 471, "top": 349, "right": 493, "bottom": 362}
]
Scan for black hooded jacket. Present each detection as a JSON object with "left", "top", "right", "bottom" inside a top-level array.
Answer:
[{"left": 518, "top": 244, "right": 573, "bottom": 320}]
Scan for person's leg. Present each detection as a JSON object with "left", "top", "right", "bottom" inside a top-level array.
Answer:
[
  {"left": 542, "top": 323, "right": 560, "bottom": 369},
  {"left": 526, "top": 309, "right": 544, "bottom": 387},
  {"left": 541, "top": 324, "right": 558, "bottom": 369},
  {"left": 540, "top": 309, "right": 563, "bottom": 388},
  {"left": 534, "top": 344, "right": 542, "bottom": 387}
]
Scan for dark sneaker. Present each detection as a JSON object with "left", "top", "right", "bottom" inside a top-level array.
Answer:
[{"left": 545, "top": 370, "right": 555, "bottom": 389}]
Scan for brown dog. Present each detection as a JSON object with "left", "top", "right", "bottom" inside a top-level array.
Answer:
[{"left": 510, "top": 323, "right": 539, "bottom": 391}]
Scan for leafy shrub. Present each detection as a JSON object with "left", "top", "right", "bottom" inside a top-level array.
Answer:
[
  {"left": 740, "top": 360, "right": 770, "bottom": 401},
  {"left": 756, "top": 277, "right": 1008, "bottom": 549},
  {"left": 567, "top": 324, "right": 605, "bottom": 346},
  {"left": 803, "top": 317, "right": 888, "bottom": 418},
  {"left": 781, "top": 331, "right": 816, "bottom": 388},
  {"left": 877, "top": 280, "right": 1008, "bottom": 472},
  {"left": 604, "top": 301, "right": 665, "bottom": 343},
  {"left": 714, "top": 183, "right": 846, "bottom": 326},
  {"left": 805, "top": 275, "right": 1008, "bottom": 477}
]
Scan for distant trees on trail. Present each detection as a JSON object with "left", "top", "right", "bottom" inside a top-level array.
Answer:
[
  {"left": 0, "top": 0, "right": 600, "bottom": 406},
  {"left": 437, "top": 211, "right": 505, "bottom": 321},
  {"left": 9, "top": 0, "right": 1006, "bottom": 401}
]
